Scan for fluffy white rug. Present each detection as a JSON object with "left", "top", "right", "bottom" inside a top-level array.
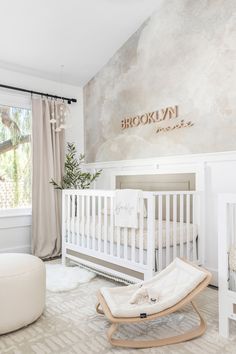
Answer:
[{"left": 46, "top": 263, "right": 96, "bottom": 292}]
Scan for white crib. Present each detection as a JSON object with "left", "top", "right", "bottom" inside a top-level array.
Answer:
[
  {"left": 218, "top": 193, "right": 236, "bottom": 337},
  {"left": 62, "top": 189, "right": 203, "bottom": 283}
]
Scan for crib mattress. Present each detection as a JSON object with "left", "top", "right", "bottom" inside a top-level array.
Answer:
[{"left": 67, "top": 217, "right": 198, "bottom": 250}]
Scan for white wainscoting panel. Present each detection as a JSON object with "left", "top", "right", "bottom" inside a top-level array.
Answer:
[{"left": 0, "top": 213, "right": 31, "bottom": 254}]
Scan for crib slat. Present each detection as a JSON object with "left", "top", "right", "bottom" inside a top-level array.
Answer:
[
  {"left": 139, "top": 197, "right": 144, "bottom": 265},
  {"left": 62, "top": 192, "right": 66, "bottom": 264},
  {"left": 173, "top": 194, "right": 177, "bottom": 259},
  {"left": 110, "top": 197, "right": 114, "bottom": 256},
  {"left": 158, "top": 195, "right": 163, "bottom": 271},
  {"left": 98, "top": 196, "right": 102, "bottom": 252},
  {"left": 233, "top": 204, "right": 236, "bottom": 246},
  {"left": 71, "top": 194, "right": 75, "bottom": 245},
  {"left": 117, "top": 227, "right": 121, "bottom": 258},
  {"left": 186, "top": 194, "right": 190, "bottom": 259},
  {"left": 67, "top": 194, "right": 70, "bottom": 243},
  {"left": 230, "top": 204, "right": 234, "bottom": 247},
  {"left": 166, "top": 194, "right": 170, "bottom": 265},
  {"left": 86, "top": 195, "right": 90, "bottom": 248},
  {"left": 78, "top": 195, "right": 81, "bottom": 246},
  {"left": 180, "top": 194, "right": 184, "bottom": 257},
  {"left": 192, "top": 194, "right": 197, "bottom": 261},
  {"left": 148, "top": 195, "right": 156, "bottom": 275},
  {"left": 81, "top": 195, "right": 85, "bottom": 247},
  {"left": 104, "top": 196, "right": 108, "bottom": 254},
  {"left": 75, "top": 196, "right": 79, "bottom": 246},
  {"left": 131, "top": 228, "right": 135, "bottom": 262},
  {"left": 92, "top": 195, "right": 96, "bottom": 250},
  {"left": 124, "top": 227, "right": 128, "bottom": 260}
]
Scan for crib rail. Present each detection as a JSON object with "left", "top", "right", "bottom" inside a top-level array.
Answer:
[
  {"left": 218, "top": 194, "right": 236, "bottom": 292},
  {"left": 218, "top": 194, "right": 236, "bottom": 337},
  {"left": 62, "top": 189, "right": 202, "bottom": 282}
]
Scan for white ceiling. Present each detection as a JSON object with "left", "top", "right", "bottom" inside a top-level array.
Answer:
[{"left": 0, "top": 0, "right": 158, "bottom": 86}]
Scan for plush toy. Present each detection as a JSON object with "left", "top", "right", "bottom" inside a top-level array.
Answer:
[{"left": 130, "top": 285, "right": 160, "bottom": 305}]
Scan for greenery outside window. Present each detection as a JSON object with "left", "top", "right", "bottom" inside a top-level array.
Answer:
[{"left": 0, "top": 104, "right": 31, "bottom": 209}]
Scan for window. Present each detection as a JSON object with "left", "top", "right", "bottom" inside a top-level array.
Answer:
[{"left": 0, "top": 104, "right": 31, "bottom": 209}]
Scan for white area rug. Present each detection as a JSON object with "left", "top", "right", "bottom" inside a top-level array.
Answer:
[
  {"left": 1, "top": 279, "right": 236, "bottom": 354},
  {"left": 46, "top": 263, "right": 96, "bottom": 292}
]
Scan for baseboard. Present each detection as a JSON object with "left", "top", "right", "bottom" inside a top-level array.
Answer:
[
  {"left": 205, "top": 266, "right": 218, "bottom": 287},
  {"left": 0, "top": 245, "right": 31, "bottom": 254}
]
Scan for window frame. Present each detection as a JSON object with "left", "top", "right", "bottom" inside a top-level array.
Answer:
[
  {"left": 0, "top": 90, "right": 32, "bottom": 217},
  {"left": 0, "top": 207, "right": 31, "bottom": 218}
]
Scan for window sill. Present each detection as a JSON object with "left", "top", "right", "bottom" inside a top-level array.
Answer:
[{"left": 0, "top": 208, "right": 32, "bottom": 218}]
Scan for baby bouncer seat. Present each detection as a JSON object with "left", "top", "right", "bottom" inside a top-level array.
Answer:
[{"left": 96, "top": 258, "right": 212, "bottom": 348}]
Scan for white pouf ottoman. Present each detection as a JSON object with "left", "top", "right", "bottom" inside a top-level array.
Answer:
[{"left": 0, "top": 253, "right": 46, "bottom": 335}]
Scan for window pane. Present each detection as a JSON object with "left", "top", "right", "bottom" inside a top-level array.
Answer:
[{"left": 0, "top": 105, "right": 31, "bottom": 209}]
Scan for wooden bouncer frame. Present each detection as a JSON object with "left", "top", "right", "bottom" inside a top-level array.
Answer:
[{"left": 96, "top": 262, "right": 212, "bottom": 349}]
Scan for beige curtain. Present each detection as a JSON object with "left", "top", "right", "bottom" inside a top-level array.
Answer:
[{"left": 32, "top": 97, "right": 65, "bottom": 259}]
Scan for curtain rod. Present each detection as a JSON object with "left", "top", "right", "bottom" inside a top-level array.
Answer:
[{"left": 0, "top": 84, "right": 77, "bottom": 104}]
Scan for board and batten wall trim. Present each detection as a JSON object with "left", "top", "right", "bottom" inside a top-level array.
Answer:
[
  {"left": 0, "top": 213, "right": 31, "bottom": 254},
  {"left": 83, "top": 150, "right": 236, "bottom": 170}
]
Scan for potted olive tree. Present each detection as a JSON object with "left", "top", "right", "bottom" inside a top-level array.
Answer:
[
  {"left": 50, "top": 143, "right": 102, "bottom": 216},
  {"left": 50, "top": 142, "right": 101, "bottom": 190}
]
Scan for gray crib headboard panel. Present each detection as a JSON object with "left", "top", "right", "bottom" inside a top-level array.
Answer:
[{"left": 116, "top": 173, "right": 195, "bottom": 221}]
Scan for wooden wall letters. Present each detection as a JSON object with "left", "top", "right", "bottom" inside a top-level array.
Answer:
[{"left": 121, "top": 105, "right": 194, "bottom": 134}]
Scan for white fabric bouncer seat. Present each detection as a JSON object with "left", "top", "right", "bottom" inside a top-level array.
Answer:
[
  {"left": 0, "top": 253, "right": 46, "bottom": 335},
  {"left": 101, "top": 258, "right": 207, "bottom": 318}
]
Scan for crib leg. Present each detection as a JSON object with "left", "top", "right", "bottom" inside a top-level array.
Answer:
[
  {"left": 144, "top": 257, "right": 156, "bottom": 280},
  {"left": 62, "top": 254, "right": 66, "bottom": 266},
  {"left": 219, "top": 315, "right": 229, "bottom": 338},
  {"left": 219, "top": 293, "right": 230, "bottom": 338},
  {"left": 62, "top": 251, "right": 70, "bottom": 266},
  {"left": 62, "top": 253, "right": 67, "bottom": 266},
  {"left": 144, "top": 269, "right": 154, "bottom": 281}
]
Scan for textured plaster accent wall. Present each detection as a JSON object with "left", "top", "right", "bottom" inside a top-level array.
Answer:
[{"left": 84, "top": 0, "right": 236, "bottom": 163}]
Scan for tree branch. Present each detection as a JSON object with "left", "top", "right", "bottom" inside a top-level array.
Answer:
[{"left": 0, "top": 135, "right": 31, "bottom": 155}]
